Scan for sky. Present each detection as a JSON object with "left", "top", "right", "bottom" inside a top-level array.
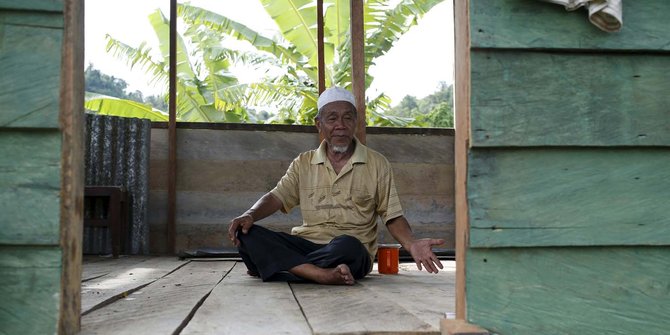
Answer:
[{"left": 84, "top": 0, "right": 454, "bottom": 105}]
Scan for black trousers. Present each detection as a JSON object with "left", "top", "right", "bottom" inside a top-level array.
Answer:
[{"left": 237, "top": 225, "right": 371, "bottom": 282}]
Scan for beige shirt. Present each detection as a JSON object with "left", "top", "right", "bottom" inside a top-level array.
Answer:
[{"left": 270, "top": 138, "right": 404, "bottom": 260}]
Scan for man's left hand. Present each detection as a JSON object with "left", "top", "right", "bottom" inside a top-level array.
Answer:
[{"left": 408, "top": 238, "right": 445, "bottom": 273}]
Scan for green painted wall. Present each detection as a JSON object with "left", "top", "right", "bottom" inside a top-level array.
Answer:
[
  {"left": 467, "top": 247, "right": 670, "bottom": 334},
  {"left": 467, "top": 1, "right": 670, "bottom": 334},
  {"left": 0, "top": 247, "right": 62, "bottom": 335},
  {"left": 0, "top": 4, "right": 63, "bottom": 334}
]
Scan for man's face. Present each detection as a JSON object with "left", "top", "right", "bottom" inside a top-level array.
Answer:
[{"left": 315, "top": 101, "right": 357, "bottom": 153}]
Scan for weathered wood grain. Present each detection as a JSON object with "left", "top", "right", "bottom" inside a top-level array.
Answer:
[
  {"left": 151, "top": 191, "right": 454, "bottom": 252},
  {"left": 0, "top": 12, "right": 62, "bottom": 128},
  {"left": 151, "top": 128, "right": 319, "bottom": 161},
  {"left": 181, "top": 262, "right": 312, "bottom": 335},
  {"left": 471, "top": 51, "right": 670, "bottom": 147},
  {"left": 440, "top": 319, "right": 489, "bottom": 335},
  {"left": 149, "top": 128, "right": 455, "bottom": 254},
  {"left": 454, "top": 0, "right": 470, "bottom": 319},
  {"left": 360, "top": 262, "right": 456, "bottom": 330},
  {"left": 151, "top": 129, "right": 453, "bottom": 164},
  {"left": 0, "top": 246, "right": 61, "bottom": 335},
  {"left": 153, "top": 159, "right": 454, "bottom": 197},
  {"left": 59, "top": 0, "right": 84, "bottom": 331},
  {"left": 82, "top": 256, "right": 151, "bottom": 282},
  {"left": 80, "top": 260, "right": 233, "bottom": 335},
  {"left": 471, "top": 0, "right": 670, "bottom": 51},
  {"left": 292, "top": 281, "right": 437, "bottom": 334},
  {"left": 0, "top": 0, "right": 63, "bottom": 12},
  {"left": 466, "top": 247, "right": 670, "bottom": 335},
  {"left": 0, "top": 130, "right": 61, "bottom": 245},
  {"left": 468, "top": 148, "right": 670, "bottom": 247},
  {"left": 81, "top": 257, "right": 187, "bottom": 313}
]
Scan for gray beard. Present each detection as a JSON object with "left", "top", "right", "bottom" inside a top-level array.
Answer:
[{"left": 331, "top": 144, "right": 349, "bottom": 153}]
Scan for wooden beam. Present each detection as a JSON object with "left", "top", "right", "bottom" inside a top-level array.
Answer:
[
  {"left": 350, "top": 0, "right": 366, "bottom": 144},
  {"left": 58, "top": 0, "right": 84, "bottom": 333},
  {"left": 454, "top": 0, "right": 470, "bottom": 320},
  {"left": 167, "top": 0, "right": 177, "bottom": 255},
  {"left": 440, "top": 319, "right": 489, "bottom": 335},
  {"left": 317, "top": 0, "right": 325, "bottom": 95}
]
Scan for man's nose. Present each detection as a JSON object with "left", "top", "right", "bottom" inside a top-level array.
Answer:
[{"left": 333, "top": 117, "right": 348, "bottom": 128}]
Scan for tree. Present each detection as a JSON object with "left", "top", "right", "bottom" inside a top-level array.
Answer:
[
  {"left": 85, "top": 63, "right": 132, "bottom": 98},
  {"left": 85, "top": 64, "right": 169, "bottom": 120},
  {"left": 86, "top": 0, "right": 444, "bottom": 125},
  {"left": 390, "top": 81, "right": 453, "bottom": 127}
]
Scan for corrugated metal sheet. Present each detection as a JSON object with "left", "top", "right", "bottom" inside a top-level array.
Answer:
[{"left": 84, "top": 113, "right": 150, "bottom": 255}]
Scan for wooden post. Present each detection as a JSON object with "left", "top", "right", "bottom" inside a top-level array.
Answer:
[
  {"left": 59, "top": 0, "right": 84, "bottom": 333},
  {"left": 167, "top": 0, "right": 177, "bottom": 254},
  {"left": 350, "top": 0, "right": 366, "bottom": 144},
  {"left": 317, "top": 0, "right": 325, "bottom": 95},
  {"left": 454, "top": 0, "right": 471, "bottom": 320}
]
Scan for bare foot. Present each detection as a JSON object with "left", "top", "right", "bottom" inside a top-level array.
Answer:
[
  {"left": 289, "top": 263, "right": 355, "bottom": 285},
  {"left": 334, "top": 264, "right": 355, "bottom": 285}
]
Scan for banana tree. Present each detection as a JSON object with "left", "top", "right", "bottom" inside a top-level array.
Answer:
[{"left": 86, "top": 0, "right": 443, "bottom": 126}]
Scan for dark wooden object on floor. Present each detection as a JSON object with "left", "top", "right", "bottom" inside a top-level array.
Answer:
[{"left": 84, "top": 186, "right": 128, "bottom": 258}]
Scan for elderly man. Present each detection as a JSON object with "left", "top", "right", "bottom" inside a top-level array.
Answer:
[{"left": 228, "top": 87, "right": 444, "bottom": 285}]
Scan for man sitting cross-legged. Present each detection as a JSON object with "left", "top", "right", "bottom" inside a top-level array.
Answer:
[{"left": 228, "top": 87, "right": 444, "bottom": 285}]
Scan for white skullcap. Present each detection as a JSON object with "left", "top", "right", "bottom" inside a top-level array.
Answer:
[{"left": 317, "top": 87, "right": 356, "bottom": 111}]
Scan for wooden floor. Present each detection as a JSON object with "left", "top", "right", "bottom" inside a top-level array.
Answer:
[{"left": 80, "top": 256, "right": 455, "bottom": 335}]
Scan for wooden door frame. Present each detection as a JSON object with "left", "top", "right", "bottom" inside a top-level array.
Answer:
[
  {"left": 59, "top": 0, "right": 470, "bottom": 330},
  {"left": 453, "top": 0, "right": 470, "bottom": 319},
  {"left": 59, "top": 0, "right": 84, "bottom": 333}
]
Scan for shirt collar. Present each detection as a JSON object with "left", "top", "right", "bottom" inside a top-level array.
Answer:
[{"left": 311, "top": 137, "right": 367, "bottom": 165}]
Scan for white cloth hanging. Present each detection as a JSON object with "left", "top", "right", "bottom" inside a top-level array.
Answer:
[{"left": 539, "top": 0, "right": 622, "bottom": 32}]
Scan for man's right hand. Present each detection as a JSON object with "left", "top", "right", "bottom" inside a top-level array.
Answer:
[{"left": 228, "top": 213, "right": 254, "bottom": 246}]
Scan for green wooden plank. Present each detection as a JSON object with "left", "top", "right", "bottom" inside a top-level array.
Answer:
[
  {"left": 466, "top": 247, "right": 670, "bottom": 335},
  {"left": 468, "top": 148, "right": 670, "bottom": 248},
  {"left": 471, "top": 51, "right": 670, "bottom": 147},
  {"left": 0, "top": 246, "right": 61, "bottom": 335},
  {"left": 0, "top": 0, "right": 63, "bottom": 12},
  {"left": 471, "top": 0, "right": 670, "bottom": 51},
  {"left": 0, "top": 11, "right": 64, "bottom": 28},
  {"left": 0, "top": 130, "right": 61, "bottom": 245},
  {"left": 0, "top": 12, "right": 62, "bottom": 128}
]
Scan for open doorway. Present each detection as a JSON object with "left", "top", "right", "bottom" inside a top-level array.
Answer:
[{"left": 72, "top": 0, "right": 468, "bottom": 334}]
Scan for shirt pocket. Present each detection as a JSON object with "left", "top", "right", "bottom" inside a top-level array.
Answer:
[
  {"left": 301, "top": 188, "right": 329, "bottom": 224},
  {"left": 351, "top": 189, "right": 375, "bottom": 217}
]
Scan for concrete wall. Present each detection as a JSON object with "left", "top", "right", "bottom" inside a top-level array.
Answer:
[{"left": 148, "top": 125, "right": 454, "bottom": 254}]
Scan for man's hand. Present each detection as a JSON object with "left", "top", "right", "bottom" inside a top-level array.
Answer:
[
  {"left": 408, "top": 238, "right": 445, "bottom": 273},
  {"left": 228, "top": 214, "right": 254, "bottom": 246}
]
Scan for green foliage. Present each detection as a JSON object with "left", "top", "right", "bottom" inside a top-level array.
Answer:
[
  {"left": 86, "top": 0, "right": 444, "bottom": 126},
  {"left": 84, "top": 63, "right": 168, "bottom": 112},
  {"left": 84, "top": 92, "right": 168, "bottom": 121},
  {"left": 389, "top": 81, "right": 453, "bottom": 128}
]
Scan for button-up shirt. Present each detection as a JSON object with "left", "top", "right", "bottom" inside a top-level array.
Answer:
[{"left": 270, "top": 138, "right": 404, "bottom": 260}]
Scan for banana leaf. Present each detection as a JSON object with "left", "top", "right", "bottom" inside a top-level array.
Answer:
[{"left": 85, "top": 92, "right": 169, "bottom": 121}]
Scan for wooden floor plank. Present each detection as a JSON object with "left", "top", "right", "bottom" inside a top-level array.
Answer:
[
  {"left": 292, "top": 279, "right": 438, "bottom": 334},
  {"left": 360, "top": 262, "right": 456, "bottom": 330},
  {"left": 80, "top": 260, "right": 234, "bottom": 335},
  {"left": 181, "top": 263, "right": 312, "bottom": 335},
  {"left": 82, "top": 256, "right": 150, "bottom": 282},
  {"left": 81, "top": 257, "right": 187, "bottom": 313}
]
